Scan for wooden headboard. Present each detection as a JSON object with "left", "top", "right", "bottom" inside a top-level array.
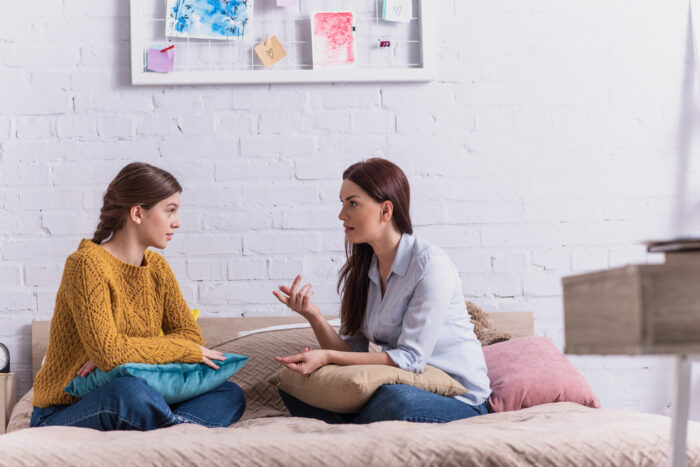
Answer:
[{"left": 32, "top": 312, "right": 534, "bottom": 379}]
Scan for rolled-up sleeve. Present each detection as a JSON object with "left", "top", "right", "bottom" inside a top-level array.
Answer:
[
  {"left": 340, "top": 331, "right": 370, "bottom": 352},
  {"left": 385, "top": 253, "right": 453, "bottom": 373}
]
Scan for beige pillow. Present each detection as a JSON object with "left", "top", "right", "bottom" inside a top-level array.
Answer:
[
  {"left": 212, "top": 327, "right": 326, "bottom": 420},
  {"left": 269, "top": 364, "right": 467, "bottom": 414}
]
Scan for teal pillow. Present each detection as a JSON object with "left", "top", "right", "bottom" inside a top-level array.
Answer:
[{"left": 64, "top": 353, "right": 248, "bottom": 404}]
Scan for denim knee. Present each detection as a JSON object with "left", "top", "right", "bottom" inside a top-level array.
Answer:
[
  {"left": 354, "top": 384, "right": 422, "bottom": 423},
  {"left": 373, "top": 385, "right": 413, "bottom": 412},
  {"left": 218, "top": 381, "right": 245, "bottom": 401},
  {"left": 34, "top": 376, "right": 174, "bottom": 431},
  {"left": 105, "top": 377, "right": 165, "bottom": 411},
  {"left": 172, "top": 381, "right": 246, "bottom": 427},
  {"left": 221, "top": 382, "right": 246, "bottom": 420}
]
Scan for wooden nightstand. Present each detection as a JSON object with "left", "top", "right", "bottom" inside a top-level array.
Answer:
[
  {"left": 563, "top": 251, "right": 700, "bottom": 467},
  {"left": 0, "top": 372, "right": 18, "bottom": 434}
]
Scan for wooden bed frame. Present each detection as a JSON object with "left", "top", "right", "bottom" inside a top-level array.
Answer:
[{"left": 31, "top": 312, "right": 534, "bottom": 379}]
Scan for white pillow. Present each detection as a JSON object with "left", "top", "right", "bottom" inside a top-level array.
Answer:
[{"left": 238, "top": 318, "right": 340, "bottom": 337}]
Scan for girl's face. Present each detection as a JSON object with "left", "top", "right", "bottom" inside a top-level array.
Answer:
[
  {"left": 138, "top": 192, "right": 181, "bottom": 249},
  {"left": 338, "top": 179, "right": 387, "bottom": 245}
]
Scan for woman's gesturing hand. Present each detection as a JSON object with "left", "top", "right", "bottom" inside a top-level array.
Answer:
[
  {"left": 272, "top": 274, "right": 321, "bottom": 321},
  {"left": 275, "top": 347, "right": 327, "bottom": 376},
  {"left": 199, "top": 345, "right": 226, "bottom": 370},
  {"left": 77, "top": 360, "right": 97, "bottom": 377}
]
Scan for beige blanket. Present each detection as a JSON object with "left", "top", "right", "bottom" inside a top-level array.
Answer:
[
  {"left": 4, "top": 390, "right": 700, "bottom": 467},
  {"left": 9, "top": 327, "right": 700, "bottom": 466}
]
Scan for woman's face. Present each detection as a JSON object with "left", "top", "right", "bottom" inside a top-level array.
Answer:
[
  {"left": 138, "top": 192, "right": 181, "bottom": 249},
  {"left": 338, "top": 180, "right": 385, "bottom": 245}
]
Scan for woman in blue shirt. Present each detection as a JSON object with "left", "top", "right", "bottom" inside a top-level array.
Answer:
[{"left": 272, "top": 158, "right": 491, "bottom": 423}]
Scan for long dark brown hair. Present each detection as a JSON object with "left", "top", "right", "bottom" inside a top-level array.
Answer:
[
  {"left": 337, "top": 158, "right": 413, "bottom": 336},
  {"left": 92, "top": 162, "right": 182, "bottom": 244}
]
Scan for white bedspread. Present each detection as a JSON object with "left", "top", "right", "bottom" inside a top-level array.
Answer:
[{"left": 4, "top": 394, "right": 700, "bottom": 467}]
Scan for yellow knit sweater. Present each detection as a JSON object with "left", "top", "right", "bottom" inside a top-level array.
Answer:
[{"left": 33, "top": 239, "right": 204, "bottom": 408}]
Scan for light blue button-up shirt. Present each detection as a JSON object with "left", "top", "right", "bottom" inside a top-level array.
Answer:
[{"left": 341, "top": 233, "right": 491, "bottom": 406}]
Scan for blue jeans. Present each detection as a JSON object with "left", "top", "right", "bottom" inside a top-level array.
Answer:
[
  {"left": 279, "top": 384, "right": 489, "bottom": 424},
  {"left": 30, "top": 376, "right": 245, "bottom": 431}
]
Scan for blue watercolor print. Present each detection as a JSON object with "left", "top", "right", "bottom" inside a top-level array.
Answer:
[{"left": 166, "top": 0, "right": 252, "bottom": 40}]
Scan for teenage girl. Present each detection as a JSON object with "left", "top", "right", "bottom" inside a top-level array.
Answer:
[{"left": 31, "top": 162, "right": 245, "bottom": 431}]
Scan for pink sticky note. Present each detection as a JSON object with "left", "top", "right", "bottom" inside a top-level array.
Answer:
[
  {"left": 146, "top": 48, "right": 174, "bottom": 72},
  {"left": 276, "top": 0, "right": 297, "bottom": 6}
]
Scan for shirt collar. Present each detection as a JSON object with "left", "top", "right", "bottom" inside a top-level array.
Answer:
[
  {"left": 367, "top": 233, "right": 414, "bottom": 284},
  {"left": 391, "top": 233, "right": 414, "bottom": 277},
  {"left": 368, "top": 255, "right": 380, "bottom": 284}
]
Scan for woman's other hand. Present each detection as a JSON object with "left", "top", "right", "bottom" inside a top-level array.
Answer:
[
  {"left": 272, "top": 274, "right": 321, "bottom": 321},
  {"left": 275, "top": 347, "right": 327, "bottom": 376},
  {"left": 199, "top": 345, "right": 225, "bottom": 370}
]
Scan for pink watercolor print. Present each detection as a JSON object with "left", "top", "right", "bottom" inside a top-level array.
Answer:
[{"left": 311, "top": 12, "right": 355, "bottom": 69}]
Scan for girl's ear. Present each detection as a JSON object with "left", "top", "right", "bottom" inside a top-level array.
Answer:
[
  {"left": 129, "top": 205, "right": 142, "bottom": 225},
  {"left": 381, "top": 200, "right": 394, "bottom": 223}
]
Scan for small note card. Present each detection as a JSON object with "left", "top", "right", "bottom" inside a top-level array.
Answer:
[
  {"left": 382, "top": 0, "right": 412, "bottom": 23},
  {"left": 254, "top": 35, "right": 287, "bottom": 68},
  {"left": 276, "top": 0, "right": 297, "bottom": 6},
  {"left": 146, "top": 47, "right": 174, "bottom": 72}
]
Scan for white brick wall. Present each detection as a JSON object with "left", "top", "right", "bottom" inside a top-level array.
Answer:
[{"left": 0, "top": 0, "right": 694, "bottom": 416}]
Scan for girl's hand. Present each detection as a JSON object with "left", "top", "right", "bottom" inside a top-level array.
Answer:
[
  {"left": 272, "top": 274, "right": 321, "bottom": 321},
  {"left": 275, "top": 348, "right": 327, "bottom": 376},
  {"left": 77, "top": 360, "right": 97, "bottom": 377},
  {"left": 199, "top": 345, "right": 226, "bottom": 370}
]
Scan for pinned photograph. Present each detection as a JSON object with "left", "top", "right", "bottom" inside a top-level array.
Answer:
[
  {"left": 166, "top": 0, "right": 254, "bottom": 40},
  {"left": 383, "top": 0, "right": 412, "bottom": 23},
  {"left": 310, "top": 11, "right": 355, "bottom": 69}
]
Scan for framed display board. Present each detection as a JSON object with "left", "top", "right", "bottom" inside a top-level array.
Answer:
[{"left": 129, "top": 0, "right": 435, "bottom": 85}]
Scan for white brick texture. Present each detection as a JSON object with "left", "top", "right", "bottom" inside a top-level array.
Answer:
[{"left": 0, "top": 0, "right": 689, "bottom": 415}]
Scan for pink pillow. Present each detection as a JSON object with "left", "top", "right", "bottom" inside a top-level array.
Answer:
[{"left": 483, "top": 336, "right": 600, "bottom": 412}]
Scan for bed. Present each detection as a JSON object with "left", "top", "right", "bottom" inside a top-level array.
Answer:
[{"left": 3, "top": 312, "right": 700, "bottom": 466}]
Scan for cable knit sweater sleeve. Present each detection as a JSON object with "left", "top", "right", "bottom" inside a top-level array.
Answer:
[
  {"left": 67, "top": 253, "right": 203, "bottom": 371},
  {"left": 152, "top": 253, "right": 205, "bottom": 345}
]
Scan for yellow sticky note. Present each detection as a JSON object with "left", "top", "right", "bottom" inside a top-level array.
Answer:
[{"left": 254, "top": 35, "right": 287, "bottom": 68}]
